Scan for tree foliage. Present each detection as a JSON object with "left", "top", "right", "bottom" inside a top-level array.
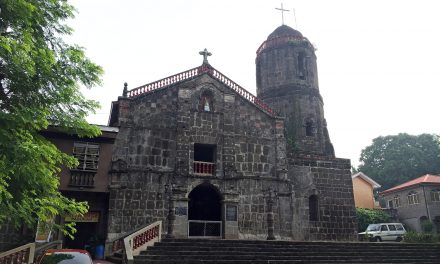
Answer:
[
  {"left": 358, "top": 133, "right": 440, "bottom": 190},
  {"left": 356, "top": 208, "right": 391, "bottom": 232},
  {"left": 0, "top": 0, "right": 103, "bottom": 235}
]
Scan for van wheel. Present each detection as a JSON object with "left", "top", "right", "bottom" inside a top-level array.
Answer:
[
  {"left": 375, "top": 237, "right": 382, "bottom": 242},
  {"left": 396, "top": 237, "right": 402, "bottom": 242}
]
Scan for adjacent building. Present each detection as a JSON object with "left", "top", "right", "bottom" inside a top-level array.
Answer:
[
  {"left": 41, "top": 125, "right": 118, "bottom": 249},
  {"left": 352, "top": 172, "right": 381, "bottom": 209},
  {"left": 380, "top": 174, "right": 440, "bottom": 232}
]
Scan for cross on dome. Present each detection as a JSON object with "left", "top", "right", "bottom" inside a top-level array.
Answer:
[{"left": 275, "top": 3, "right": 290, "bottom": 25}]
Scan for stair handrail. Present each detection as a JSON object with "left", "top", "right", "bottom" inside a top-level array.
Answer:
[
  {"left": 105, "top": 223, "right": 155, "bottom": 258},
  {"left": 0, "top": 242, "right": 35, "bottom": 264},
  {"left": 123, "top": 221, "right": 162, "bottom": 264},
  {"left": 34, "top": 240, "right": 63, "bottom": 262}
]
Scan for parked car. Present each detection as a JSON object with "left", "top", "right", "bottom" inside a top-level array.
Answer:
[
  {"left": 359, "top": 223, "right": 406, "bottom": 242},
  {"left": 36, "top": 249, "right": 93, "bottom": 264}
]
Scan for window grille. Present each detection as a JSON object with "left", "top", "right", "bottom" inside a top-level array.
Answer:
[
  {"left": 407, "top": 192, "right": 420, "bottom": 205},
  {"left": 73, "top": 142, "right": 100, "bottom": 171},
  {"left": 431, "top": 190, "right": 440, "bottom": 202},
  {"left": 387, "top": 200, "right": 393, "bottom": 209}
]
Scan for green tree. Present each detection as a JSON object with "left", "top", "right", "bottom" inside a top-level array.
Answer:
[
  {"left": 0, "top": 0, "right": 103, "bottom": 235},
  {"left": 358, "top": 133, "right": 440, "bottom": 190},
  {"left": 356, "top": 208, "right": 391, "bottom": 232}
]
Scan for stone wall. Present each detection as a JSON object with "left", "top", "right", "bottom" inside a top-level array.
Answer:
[
  {"left": 107, "top": 74, "right": 286, "bottom": 239},
  {"left": 289, "top": 155, "right": 358, "bottom": 240}
]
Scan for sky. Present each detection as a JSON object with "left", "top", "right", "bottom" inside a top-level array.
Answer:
[{"left": 68, "top": 0, "right": 440, "bottom": 167}]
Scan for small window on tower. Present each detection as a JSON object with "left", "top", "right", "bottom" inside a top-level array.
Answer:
[
  {"left": 305, "top": 120, "right": 314, "bottom": 136},
  {"left": 199, "top": 91, "right": 213, "bottom": 112}
]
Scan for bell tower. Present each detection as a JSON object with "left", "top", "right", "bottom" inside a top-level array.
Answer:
[{"left": 256, "top": 25, "right": 334, "bottom": 156}]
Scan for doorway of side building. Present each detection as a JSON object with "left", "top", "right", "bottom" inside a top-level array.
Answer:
[
  {"left": 188, "top": 183, "right": 222, "bottom": 238},
  {"left": 64, "top": 222, "right": 97, "bottom": 250}
]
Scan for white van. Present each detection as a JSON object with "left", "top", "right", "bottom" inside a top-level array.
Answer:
[{"left": 359, "top": 223, "right": 406, "bottom": 242}]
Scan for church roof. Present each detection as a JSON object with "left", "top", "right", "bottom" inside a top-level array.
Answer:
[
  {"left": 125, "top": 64, "right": 275, "bottom": 116},
  {"left": 380, "top": 174, "right": 440, "bottom": 195}
]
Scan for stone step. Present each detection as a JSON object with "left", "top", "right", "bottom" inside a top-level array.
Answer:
[
  {"left": 134, "top": 261, "right": 438, "bottom": 264},
  {"left": 141, "top": 249, "right": 438, "bottom": 257},
  {"left": 129, "top": 239, "right": 440, "bottom": 264},
  {"left": 158, "top": 239, "right": 440, "bottom": 249},
  {"left": 146, "top": 244, "right": 439, "bottom": 252}
]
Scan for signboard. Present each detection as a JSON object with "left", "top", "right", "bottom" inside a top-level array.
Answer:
[
  {"left": 226, "top": 205, "right": 237, "bottom": 221},
  {"left": 65, "top": 211, "right": 100, "bottom": 222},
  {"left": 35, "top": 219, "right": 54, "bottom": 242},
  {"left": 175, "top": 207, "right": 187, "bottom": 216}
]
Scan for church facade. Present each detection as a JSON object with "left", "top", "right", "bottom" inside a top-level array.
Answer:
[{"left": 107, "top": 25, "right": 357, "bottom": 241}]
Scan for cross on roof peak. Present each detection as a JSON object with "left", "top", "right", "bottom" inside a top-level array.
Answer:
[{"left": 199, "top": 48, "right": 212, "bottom": 65}]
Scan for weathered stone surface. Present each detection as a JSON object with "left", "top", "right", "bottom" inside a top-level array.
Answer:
[{"left": 106, "top": 24, "right": 357, "bottom": 241}]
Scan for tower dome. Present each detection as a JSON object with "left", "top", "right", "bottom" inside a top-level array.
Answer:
[{"left": 267, "top": 25, "right": 303, "bottom": 40}]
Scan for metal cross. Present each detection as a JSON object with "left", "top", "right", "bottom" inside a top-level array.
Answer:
[
  {"left": 275, "top": 3, "right": 290, "bottom": 25},
  {"left": 199, "top": 48, "right": 212, "bottom": 64}
]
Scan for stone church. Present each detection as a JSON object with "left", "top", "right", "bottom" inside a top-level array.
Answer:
[{"left": 107, "top": 24, "right": 357, "bottom": 241}]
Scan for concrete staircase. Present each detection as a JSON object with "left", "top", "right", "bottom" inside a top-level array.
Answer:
[{"left": 133, "top": 238, "right": 440, "bottom": 264}]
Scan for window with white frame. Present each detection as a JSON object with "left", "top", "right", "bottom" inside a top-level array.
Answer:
[
  {"left": 73, "top": 142, "right": 100, "bottom": 171},
  {"left": 393, "top": 196, "right": 401, "bottom": 208},
  {"left": 407, "top": 192, "right": 420, "bottom": 205},
  {"left": 431, "top": 189, "right": 440, "bottom": 202}
]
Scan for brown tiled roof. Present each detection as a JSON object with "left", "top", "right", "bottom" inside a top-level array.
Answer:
[{"left": 380, "top": 174, "right": 440, "bottom": 195}]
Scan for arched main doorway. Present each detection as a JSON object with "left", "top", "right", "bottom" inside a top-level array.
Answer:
[{"left": 188, "top": 183, "right": 222, "bottom": 237}]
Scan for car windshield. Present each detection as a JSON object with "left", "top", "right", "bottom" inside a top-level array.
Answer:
[
  {"left": 366, "top": 224, "right": 380, "bottom": 231},
  {"left": 40, "top": 252, "right": 92, "bottom": 264}
]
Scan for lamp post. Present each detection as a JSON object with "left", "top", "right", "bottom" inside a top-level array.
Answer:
[
  {"left": 265, "top": 188, "right": 276, "bottom": 240},
  {"left": 164, "top": 182, "right": 175, "bottom": 238}
]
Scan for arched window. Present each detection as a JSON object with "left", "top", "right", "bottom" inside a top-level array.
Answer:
[
  {"left": 199, "top": 91, "right": 213, "bottom": 112},
  {"left": 304, "top": 118, "right": 315, "bottom": 137},
  {"left": 408, "top": 192, "right": 420, "bottom": 205},
  {"left": 309, "top": 195, "right": 319, "bottom": 221}
]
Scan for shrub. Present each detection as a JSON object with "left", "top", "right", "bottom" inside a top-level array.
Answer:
[
  {"left": 421, "top": 219, "right": 434, "bottom": 233},
  {"left": 356, "top": 208, "right": 391, "bottom": 232},
  {"left": 404, "top": 231, "right": 440, "bottom": 243}
]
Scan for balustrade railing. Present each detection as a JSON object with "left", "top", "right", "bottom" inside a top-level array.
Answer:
[
  {"left": 123, "top": 221, "right": 162, "bottom": 264},
  {"left": 209, "top": 68, "right": 274, "bottom": 115},
  {"left": 0, "top": 243, "right": 35, "bottom": 264},
  {"left": 69, "top": 170, "right": 95, "bottom": 187},
  {"left": 126, "top": 64, "right": 275, "bottom": 116},
  {"left": 193, "top": 161, "right": 215, "bottom": 176},
  {"left": 256, "top": 35, "right": 310, "bottom": 55}
]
